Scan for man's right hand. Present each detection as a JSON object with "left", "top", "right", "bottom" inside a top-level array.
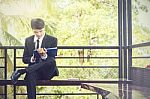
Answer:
[{"left": 30, "top": 56, "right": 36, "bottom": 63}]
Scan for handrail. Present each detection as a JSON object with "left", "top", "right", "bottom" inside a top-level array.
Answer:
[
  {"left": 0, "top": 80, "right": 132, "bottom": 86},
  {"left": 128, "top": 42, "right": 150, "bottom": 48},
  {"left": 0, "top": 46, "right": 119, "bottom": 49}
]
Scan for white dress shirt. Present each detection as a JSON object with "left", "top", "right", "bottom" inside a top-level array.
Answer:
[{"left": 30, "top": 34, "right": 48, "bottom": 63}]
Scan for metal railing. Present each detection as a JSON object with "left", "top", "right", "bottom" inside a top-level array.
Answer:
[
  {"left": 0, "top": 46, "right": 120, "bottom": 99},
  {"left": 1, "top": 43, "right": 149, "bottom": 99}
]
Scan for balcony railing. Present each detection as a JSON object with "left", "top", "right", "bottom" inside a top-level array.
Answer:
[
  {"left": 0, "top": 44, "right": 149, "bottom": 99},
  {"left": 0, "top": 46, "right": 121, "bottom": 99}
]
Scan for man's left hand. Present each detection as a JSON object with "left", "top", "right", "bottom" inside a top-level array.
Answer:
[{"left": 37, "top": 48, "right": 47, "bottom": 57}]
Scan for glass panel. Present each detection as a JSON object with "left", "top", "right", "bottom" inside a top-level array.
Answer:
[
  {"left": 132, "top": 0, "right": 150, "bottom": 44},
  {"left": 132, "top": 44, "right": 150, "bottom": 68}
]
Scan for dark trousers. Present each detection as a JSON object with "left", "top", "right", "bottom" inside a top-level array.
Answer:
[{"left": 24, "top": 57, "right": 56, "bottom": 99}]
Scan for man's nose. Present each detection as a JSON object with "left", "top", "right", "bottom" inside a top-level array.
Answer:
[{"left": 36, "top": 32, "right": 41, "bottom": 35}]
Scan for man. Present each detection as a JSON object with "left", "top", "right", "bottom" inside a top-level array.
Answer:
[{"left": 11, "top": 18, "right": 59, "bottom": 99}]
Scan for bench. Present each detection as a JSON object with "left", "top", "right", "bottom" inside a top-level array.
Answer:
[{"left": 0, "top": 79, "right": 132, "bottom": 86}]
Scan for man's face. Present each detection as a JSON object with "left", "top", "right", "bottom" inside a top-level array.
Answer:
[{"left": 33, "top": 28, "right": 45, "bottom": 39}]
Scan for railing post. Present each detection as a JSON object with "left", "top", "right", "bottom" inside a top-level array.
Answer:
[
  {"left": 118, "top": 0, "right": 123, "bottom": 79},
  {"left": 127, "top": 0, "right": 132, "bottom": 80},
  {"left": 4, "top": 48, "right": 7, "bottom": 99},
  {"left": 123, "top": 0, "right": 128, "bottom": 79},
  {"left": 127, "top": 0, "right": 132, "bottom": 98},
  {"left": 13, "top": 49, "right": 17, "bottom": 99}
]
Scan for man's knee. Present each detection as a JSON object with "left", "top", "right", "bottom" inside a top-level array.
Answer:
[{"left": 25, "top": 72, "right": 37, "bottom": 81}]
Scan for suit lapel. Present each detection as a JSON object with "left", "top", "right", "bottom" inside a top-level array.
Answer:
[
  {"left": 41, "top": 34, "right": 47, "bottom": 48},
  {"left": 31, "top": 36, "right": 35, "bottom": 50}
]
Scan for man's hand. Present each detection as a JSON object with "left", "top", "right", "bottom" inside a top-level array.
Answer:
[
  {"left": 30, "top": 56, "right": 36, "bottom": 63},
  {"left": 37, "top": 48, "right": 47, "bottom": 57}
]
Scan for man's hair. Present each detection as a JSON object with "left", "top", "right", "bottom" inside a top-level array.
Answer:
[{"left": 31, "top": 18, "right": 45, "bottom": 29}]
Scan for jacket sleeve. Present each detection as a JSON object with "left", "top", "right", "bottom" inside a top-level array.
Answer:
[
  {"left": 52, "top": 37, "right": 57, "bottom": 48},
  {"left": 22, "top": 38, "right": 32, "bottom": 64}
]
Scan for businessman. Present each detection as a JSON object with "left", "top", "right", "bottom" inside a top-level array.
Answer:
[{"left": 11, "top": 18, "right": 59, "bottom": 99}]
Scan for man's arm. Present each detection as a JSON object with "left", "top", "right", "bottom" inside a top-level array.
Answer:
[
  {"left": 41, "top": 37, "right": 57, "bottom": 59},
  {"left": 22, "top": 38, "right": 34, "bottom": 64},
  {"left": 52, "top": 37, "right": 57, "bottom": 48}
]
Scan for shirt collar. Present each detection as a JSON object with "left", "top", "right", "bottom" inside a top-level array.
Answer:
[{"left": 34, "top": 33, "right": 45, "bottom": 43}]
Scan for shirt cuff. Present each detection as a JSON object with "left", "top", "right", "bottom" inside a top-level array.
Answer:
[
  {"left": 41, "top": 54, "right": 48, "bottom": 60},
  {"left": 30, "top": 56, "right": 36, "bottom": 63}
]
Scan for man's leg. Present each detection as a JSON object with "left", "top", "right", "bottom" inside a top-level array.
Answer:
[
  {"left": 24, "top": 58, "right": 55, "bottom": 99},
  {"left": 38, "top": 59, "right": 56, "bottom": 80},
  {"left": 10, "top": 69, "right": 27, "bottom": 84},
  {"left": 25, "top": 71, "right": 39, "bottom": 99},
  {"left": 11, "top": 57, "right": 56, "bottom": 84},
  {"left": 26, "top": 57, "right": 55, "bottom": 74}
]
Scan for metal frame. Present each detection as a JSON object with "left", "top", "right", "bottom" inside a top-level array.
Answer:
[{"left": 118, "top": 0, "right": 133, "bottom": 80}]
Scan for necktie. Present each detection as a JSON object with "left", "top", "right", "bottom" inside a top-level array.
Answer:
[
  {"left": 36, "top": 39, "right": 39, "bottom": 49},
  {"left": 36, "top": 39, "right": 40, "bottom": 63}
]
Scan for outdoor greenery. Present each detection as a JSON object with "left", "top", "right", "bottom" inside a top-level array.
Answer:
[{"left": 0, "top": 0, "right": 150, "bottom": 99}]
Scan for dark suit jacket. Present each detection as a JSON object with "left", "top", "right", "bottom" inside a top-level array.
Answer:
[{"left": 22, "top": 34, "right": 59, "bottom": 77}]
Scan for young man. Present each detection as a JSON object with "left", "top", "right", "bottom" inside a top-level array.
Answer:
[{"left": 11, "top": 18, "right": 59, "bottom": 99}]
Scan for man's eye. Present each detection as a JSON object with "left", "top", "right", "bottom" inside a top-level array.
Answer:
[{"left": 34, "top": 31, "right": 39, "bottom": 33}]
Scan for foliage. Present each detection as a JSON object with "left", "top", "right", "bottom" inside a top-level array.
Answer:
[{"left": 0, "top": 0, "right": 150, "bottom": 98}]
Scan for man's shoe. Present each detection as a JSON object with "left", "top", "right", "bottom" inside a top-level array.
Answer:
[{"left": 10, "top": 70, "right": 21, "bottom": 84}]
